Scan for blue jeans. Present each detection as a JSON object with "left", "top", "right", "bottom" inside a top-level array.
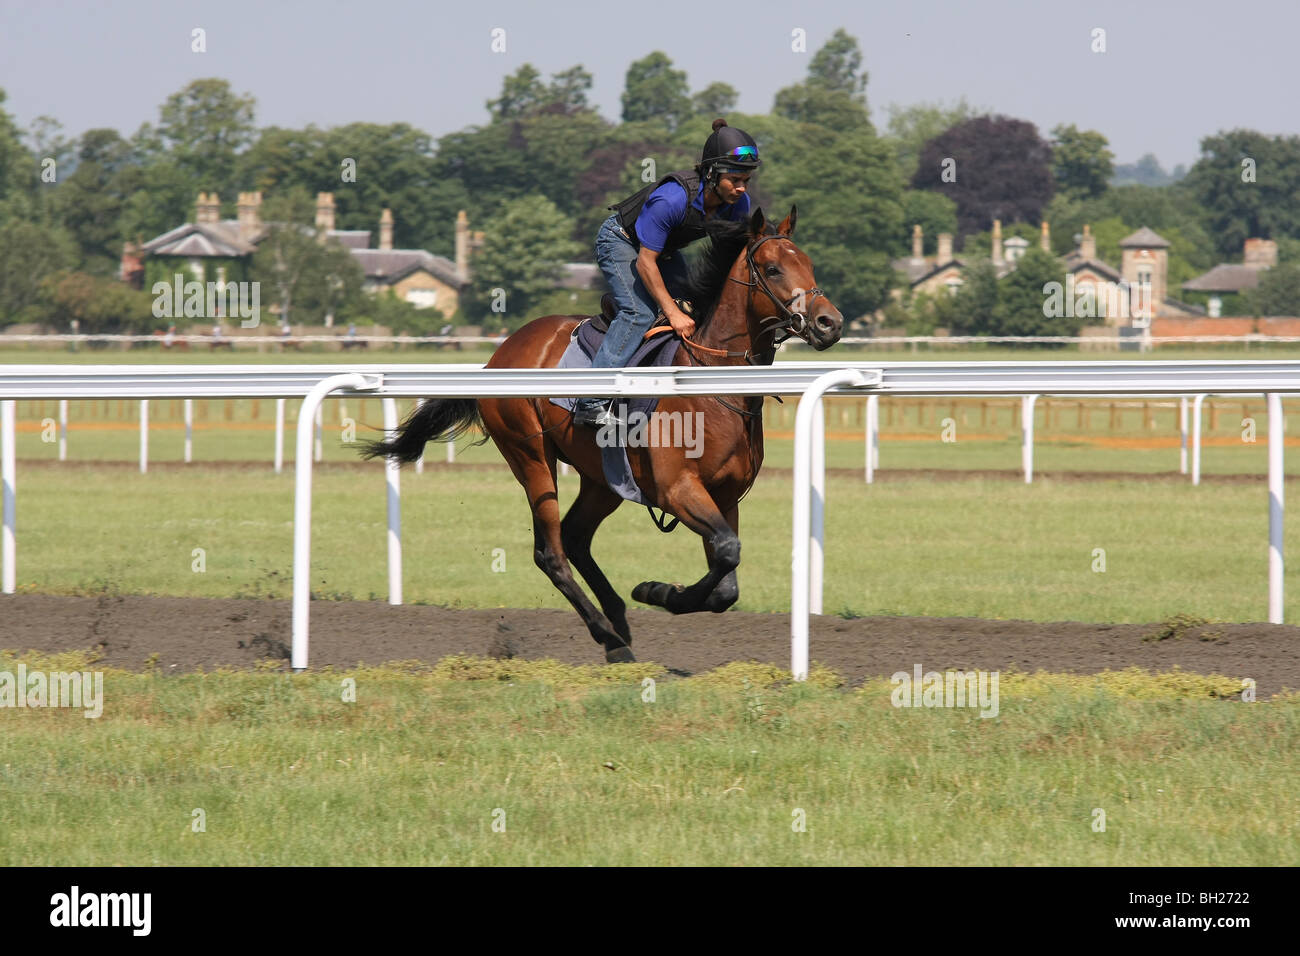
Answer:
[{"left": 589, "top": 214, "right": 690, "bottom": 371}]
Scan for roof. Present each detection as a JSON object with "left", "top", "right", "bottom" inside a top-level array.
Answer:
[
  {"left": 1182, "top": 264, "right": 1263, "bottom": 292},
  {"left": 351, "top": 249, "right": 464, "bottom": 287},
  {"left": 1119, "top": 226, "right": 1170, "bottom": 249},
  {"left": 141, "top": 221, "right": 265, "bottom": 258},
  {"left": 330, "top": 230, "right": 372, "bottom": 250},
  {"left": 1066, "top": 257, "right": 1122, "bottom": 282},
  {"left": 892, "top": 255, "right": 962, "bottom": 286}
]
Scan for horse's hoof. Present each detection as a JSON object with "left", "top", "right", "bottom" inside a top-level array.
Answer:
[
  {"left": 632, "top": 581, "right": 654, "bottom": 604},
  {"left": 633, "top": 581, "right": 683, "bottom": 607},
  {"left": 605, "top": 644, "right": 636, "bottom": 664}
]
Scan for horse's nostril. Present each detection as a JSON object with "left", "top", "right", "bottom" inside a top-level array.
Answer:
[{"left": 815, "top": 312, "right": 837, "bottom": 330}]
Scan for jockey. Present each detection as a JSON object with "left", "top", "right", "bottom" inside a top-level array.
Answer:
[{"left": 572, "top": 118, "right": 760, "bottom": 428}]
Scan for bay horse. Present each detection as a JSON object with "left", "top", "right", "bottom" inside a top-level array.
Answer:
[{"left": 361, "top": 206, "right": 843, "bottom": 662}]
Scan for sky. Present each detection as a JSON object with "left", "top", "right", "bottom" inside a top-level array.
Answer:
[{"left": 1, "top": 0, "right": 1294, "bottom": 170}]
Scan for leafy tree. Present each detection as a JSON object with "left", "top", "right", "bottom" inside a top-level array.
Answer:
[
  {"left": 951, "top": 260, "right": 1000, "bottom": 336},
  {"left": 1185, "top": 129, "right": 1300, "bottom": 259},
  {"left": 1050, "top": 123, "right": 1114, "bottom": 201},
  {"left": 487, "top": 64, "right": 547, "bottom": 121},
  {"left": 1249, "top": 263, "right": 1300, "bottom": 316},
  {"left": 465, "top": 195, "right": 581, "bottom": 328},
  {"left": 899, "top": 190, "right": 958, "bottom": 257},
  {"left": 883, "top": 98, "right": 984, "bottom": 182},
  {"left": 989, "top": 247, "right": 1071, "bottom": 337},
  {"left": 691, "top": 82, "right": 738, "bottom": 118},
  {"left": 0, "top": 90, "right": 34, "bottom": 217},
  {"left": 49, "top": 128, "right": 136, "bottom": 273},
  {"left": 1112, "top": 153, "right": 1184, "bottom": 187},
  {"left": 544, "top": 66, "right": 595, "bottom": 116},
  {"left": 912, "top": 115, "right": 1054, "bottom": 240},
  {"left": 249, "top": 191, "right": 364, "bottom": 326},
  {"left": 156, "top": 79, "right": 257, "bottom": 198},
  {"left": 773, "top": 29, "right": 871, "bottom": 131},
  {"left": 0, "top": 219, "right": 78, "bottom": 323},
  {"left": 621, "top": 52, "right": 691, "bottom": 130},
  {"left": 32, "top": 270, "right": 157, "bottom": 333}
]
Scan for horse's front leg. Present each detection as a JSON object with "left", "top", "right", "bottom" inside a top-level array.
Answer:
[{"left": 632, "top": 488, "right": 739, "bottom": 615}]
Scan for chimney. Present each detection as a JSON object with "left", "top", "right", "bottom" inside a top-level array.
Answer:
[
  {"left": 937, "top": 233, "right": 953, "bottom": 264},
  {"left": 1041, "top": 221, "right": 1051, "bottom": 253},
  {"left": 237, "top": 191, "right": 262, "bottom": 240},
  {"left": 1243, "top": 238, "right": 1278, "bottom": 269},
  {"left": 195, "top": 192, "right": 207, "bottom": 224},
  {"left": 991, "top": 219, "right": 1003, "bottom": 265},
  {"left": 1080, "top": 224, "right": 1096, "bottom": 260},
  {"left": 315, "top": 192, "right": 336, "bottom": 235},
  {"left": 207, "top": 193, "right": 220, "bottom": 223},
  {"left": 379, "top": 208, "right": 394, "bottom": 251},
  {"left": 911, "top": 224, "right": 924, "bottom": 262}
]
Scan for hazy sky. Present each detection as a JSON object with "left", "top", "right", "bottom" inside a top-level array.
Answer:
[{"left": 1, "top": 0, "right": 1294, "bottom": 169}]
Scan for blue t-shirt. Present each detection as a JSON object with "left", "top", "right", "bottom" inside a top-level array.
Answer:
[{"left": 634, "top": 179, "right": 751, "bottom": 252}]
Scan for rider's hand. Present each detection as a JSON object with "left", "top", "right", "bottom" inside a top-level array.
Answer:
[{"left": 667, "top": 307, "right": 695, "bottom": 339}]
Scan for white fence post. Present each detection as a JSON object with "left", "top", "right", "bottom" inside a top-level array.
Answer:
[
  {"left": 1022, "top": 394, "right": 1038, "bottom": 483},
  {"left": 1268, "top": 393, "right": 1284, "bottom": 624},
  {"left": 274, "top": 399, "right": 285, "bottom": 474},
  {"left": 2, "top": 400, "right": 14, "bottom": 594},
  {"left": 1179, "top": 397, "right": 1188, "bottom": 474},
  {"left": 1192, "top": 394, "right": 1206, "bottom": 485},
  {"left": 811, "top": 397, "right": 825, "bottom": 615},
  {"left": 293, "top": 373, "right": 379, "bottom": 672},
  {"left": 865, "top": 395, "right": 878, "bottom": 484},
  {"left": 792, "top": 368, "right": 875, "bottom": 681},
  {"left": 382, "top": 397, "right": 402, "bottom": 606},
  {"left": 414, "top": 399, "right": 425, "bottom": 475},
  {"left": 58, "top": 400, "right": 67, "bottom": 461},
  {"left": 139, "top": 400, "right": 148, "bottom": 474},
  {"left": 184, "top": 399, "right": 193, "bottom": 463},
  {"left": 314, "top": 403, "right": 323, "bottom": 462}
]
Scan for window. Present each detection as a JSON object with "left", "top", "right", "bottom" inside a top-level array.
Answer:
[{"left": 405, "top": 289, "right": 438, "bottom": 309}]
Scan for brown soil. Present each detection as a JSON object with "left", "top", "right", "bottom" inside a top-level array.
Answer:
[{"left": 2, "top": 594, "right": 1295, "bottom": 697}]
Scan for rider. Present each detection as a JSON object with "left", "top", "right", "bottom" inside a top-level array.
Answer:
[{"left": 572, "top": 118, "right": 761, "bottom": 428}]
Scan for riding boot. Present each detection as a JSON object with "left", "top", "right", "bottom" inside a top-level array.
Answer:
[{"left": 573, "top": 398, "right": 623, "bottom": 429}]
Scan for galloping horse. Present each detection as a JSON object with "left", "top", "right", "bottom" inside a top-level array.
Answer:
[{"left": 362, "top": 206, "right": 843, "bottom": 662}]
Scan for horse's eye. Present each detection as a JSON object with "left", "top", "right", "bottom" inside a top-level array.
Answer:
[{"left": 765, "top": 266, "right": 781, "bottom": 278}]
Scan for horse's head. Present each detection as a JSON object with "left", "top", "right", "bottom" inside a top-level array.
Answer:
[{"left": 741, "top": 206, "right": 844, "bottom": 351}]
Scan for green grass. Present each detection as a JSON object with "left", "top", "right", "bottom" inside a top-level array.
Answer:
[
  {"left": 0, "top": 652, "right": 1293, "bottom": 866},
  {"left": 8, "top": 461, "right": 1299, "bottom": 623}
]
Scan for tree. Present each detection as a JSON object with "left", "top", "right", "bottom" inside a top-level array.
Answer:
[
  {"left": 621, "top": 52, "right": 691, "bottom": 130},
  {"left": 0, "top": 220, "right": 77, "bottom": 324},
  {"left": 1184, "top": 129, "right": 1300, "bottom": 260},
  {"left": 989, "top": 247, "right": 1072, "bottom": 337},
  {"left": 691, "top": 82, "right": 738, "bottom": 118},
  {"left": 1250, "top": 263, "right": 1300, "bottom": 316},
  {"left": 156, "top": 79, "right": 257, "bottom": 197},
  {"left": 32, "top": 270, "right": 157, "bottom": 333},
  {"left": 1051, "top": 124, "right": 1114, "bottom": 201},
  {"left": 49, "top": 128, "right": 135, "bottom": 273},
  {"left": 250, "top": 191, "right": 365, "bottom": 327},
  {"left": 912, "top": 115, "right": 1054, "bottom": 240},
  {"left": 899, "top": 190, "right": 958, "bottom": 258},
  {"left": 0, "top": 89, "right": 34, "bottom": 218},
  {"left": 487, "top": 65, "right": 547, "bottom": 121},
  {"left": 466, "top": 195, "right": 581, "bottom": 328},
  {"left": 951, "top": 261, "right": 1000, "bottom": 336},
  {"left": 1112, "top": 153, "right": 1183, "bottom": 187},
  {"left": 883, "top": 98, "right": 984, "bottom": 182},
  {"left": 773, "top": 29, "right": 871, "bottom": 131}
]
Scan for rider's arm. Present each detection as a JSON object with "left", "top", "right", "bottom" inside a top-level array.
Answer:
[{"left": 635, "top": 246, "right": 695, "bottom": 338}]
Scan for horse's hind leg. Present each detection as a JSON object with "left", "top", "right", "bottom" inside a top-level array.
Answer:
[
  {"left": 701, "top": 506, "right": 740, "bottom": 613},
  {"left": 561, "top": 475, "right": 631, "bottom": 645},
  {"left": 633, "top": 483, "right": 740, "bottom": 615}
]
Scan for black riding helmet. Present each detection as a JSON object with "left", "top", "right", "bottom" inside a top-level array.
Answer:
[{"left": 700, "top": 118, "right": 761, "bottom": 175}]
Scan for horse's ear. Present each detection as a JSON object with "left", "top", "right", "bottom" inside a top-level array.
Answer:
[
  {"left": 749, "top": 207, "right": 766, "bottom": 237},
  {"left": 777, "top": 204, "right": 797, "bottom": 237}
]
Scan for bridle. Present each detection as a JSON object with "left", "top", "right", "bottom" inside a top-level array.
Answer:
[{"left": 675, "top": 232, "right": 827, "bottom": 365}]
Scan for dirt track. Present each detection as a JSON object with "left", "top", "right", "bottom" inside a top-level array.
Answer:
[{"left": 2, "top": 594, "right": 1296, "bottom": 697}]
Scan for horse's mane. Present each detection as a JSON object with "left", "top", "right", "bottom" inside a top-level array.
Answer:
[{"left": 674, "top": 216, "right": 779, "bottom": 333}]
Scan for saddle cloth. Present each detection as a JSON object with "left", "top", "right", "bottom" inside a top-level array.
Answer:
[{"left": 548, "top": 302, "right": 684, "bottom": 504}]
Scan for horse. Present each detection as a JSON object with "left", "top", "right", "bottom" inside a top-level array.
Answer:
[{"left": 361, "top": 206, "right": 843, "bottom": 663}]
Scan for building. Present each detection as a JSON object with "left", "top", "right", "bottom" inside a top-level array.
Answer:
[
  {"left": 893, "top": 220, "right": 1203, "bottom": 326},
  {"left": 129, "top": 192, "right": 483, "bottom": 322},
  {"left": 1181, "top": 238, "right": 1278, "bottom": 316}
]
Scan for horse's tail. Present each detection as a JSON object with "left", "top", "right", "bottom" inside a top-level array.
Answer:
[{"left": 358, "top": 398, "right": 482, "bottom": 463}]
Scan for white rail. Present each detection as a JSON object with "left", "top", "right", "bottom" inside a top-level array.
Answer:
[{"left": 2, "top": 361, "right": 1298, "bottom": 677}]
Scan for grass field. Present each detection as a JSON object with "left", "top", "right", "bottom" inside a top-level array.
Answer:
[
  {"left": 7, "top": 462, "right": 1297, "bottom": 623},
  {"left": 4, "top": 347, "right": 1297, "bottom": 867},
  {"left": 0, "top": 651, "right": 1292, "bottom": 866}
]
